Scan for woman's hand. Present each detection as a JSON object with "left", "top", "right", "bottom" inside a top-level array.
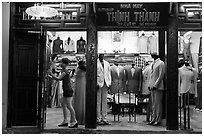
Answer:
[{"left": 48, "top": 69, "right": 53, "bottom": 77}]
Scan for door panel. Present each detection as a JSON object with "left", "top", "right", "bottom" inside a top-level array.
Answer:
[
  {"left": 38, "top": 30, "right": 47, "bottom": 129},
  {"left": 12, "top": 31, "right": 39, "bottom": 126}
]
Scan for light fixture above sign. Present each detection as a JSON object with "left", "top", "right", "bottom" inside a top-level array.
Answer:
[{"left": 25, "top": 3, "right": 58, "bottom": 18}]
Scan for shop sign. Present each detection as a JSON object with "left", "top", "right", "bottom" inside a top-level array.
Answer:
[{"left": 96, "top": 3, "right": 169, "bottom": 27}]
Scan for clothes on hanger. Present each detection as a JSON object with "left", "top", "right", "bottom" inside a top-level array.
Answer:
[
  {"left": 134, "top": 55, "right": 146, "bottom": 70},
  {"left": 148, "top": 34, "right": 158, "bottom": 54},
  {"left": 137, "top": 33, "right": 149, "bottom": 53}
]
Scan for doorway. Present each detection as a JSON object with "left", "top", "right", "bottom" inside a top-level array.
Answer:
[
  {"left": 9, "top": 30, "right": 45, "bottom": 126},
  {"left": 44, "top": 31, "right": 87, "bottom": 129}
]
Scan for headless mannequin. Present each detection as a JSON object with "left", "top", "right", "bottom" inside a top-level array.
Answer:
[
  {"left": 77, "top": 36, "right": 86, "bottom": 54},
  {"left": 53, "top": 36, "right": 63, "bottom": 53},
  {"left": 64, "top": 37, "right": 75, "bottom": 53}
]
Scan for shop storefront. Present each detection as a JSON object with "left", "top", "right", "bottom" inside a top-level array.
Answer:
[
  {"left": 6, "top": 2, "right": 89, "bottom": 128},
  {"left": 2, "top": 2, "right": 202, "bottom": 132}
]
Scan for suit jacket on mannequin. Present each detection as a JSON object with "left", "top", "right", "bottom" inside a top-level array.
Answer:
[
  {"left": 110, "top": 64, "right": 125, "bottom": 94},
  {"left": 178, "top": 65, "right": 197, "bottom": 97},
  {"left": 97, "top": 59, "right": 111, "bottom": 88},
  {"left": 142, "top": 64, "right": 151, "bottom": 95},
  {"left": 125, "top": 65, "right": 142, "bottom": 94},
  {"left": 77, "top": 36, "right": 86, "bottom": 54},
  {"left": 53, "top": 37, "right": 64, "bottom": 53},
  {"left": 148, "top": 58, "right": 165, "bottom": 90},
  {"left": 64, "top": 37, "right": 75, "bottom": 52}
]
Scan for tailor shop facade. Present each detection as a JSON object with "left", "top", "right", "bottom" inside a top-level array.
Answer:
[{"left": 2, "top": 2, "right": 202, "bottom": 131}]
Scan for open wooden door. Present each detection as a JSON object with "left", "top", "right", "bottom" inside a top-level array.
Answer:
[
  {"left": 10, "top": 29, "right": 47, "bottom": 128},
  {"left": 37, "top": 29, "right": 48, "bottom": 129}
]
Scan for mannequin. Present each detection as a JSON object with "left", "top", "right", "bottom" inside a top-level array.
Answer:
[
  {"left": 178, "top": 60, "right": 197, "bottom": 129},
  {"left": 147, "top": 54, "right": 165, "bottom": 126},
  {"left": 77, "top": 36, "right": 86, "bottom": 54},
  {"left": 110, "top": 60, "right": 125, "bottom": 94},
  {"left": 178, "top": 60, "right": 197, "bottom": 97},
  {"left": 124, "top": 64, "right": 142, "bottom": 94},
  {"left": 64, "top": 37, "right": 75, "bottom": 53},
  {"left": 53, "top": 36, "right": 64, "bottom": 54}
]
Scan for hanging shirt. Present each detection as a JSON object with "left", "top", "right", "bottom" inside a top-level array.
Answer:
[
  {"left": 135, "top": 56, "right": 146, "bottom": 70},
  {"left": 137, "top": 35, "right": 149, "bottom": 53},
  {"left": 148, "top": 34, "right": 158, "bottom": 54}
]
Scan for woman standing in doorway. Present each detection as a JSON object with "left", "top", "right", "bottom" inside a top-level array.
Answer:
[
  {"left": 49, "top": 58, "right": 78, "bottom": 128},
  {"left": 74, "top": 60, "right": 86, "bottom": 125}
]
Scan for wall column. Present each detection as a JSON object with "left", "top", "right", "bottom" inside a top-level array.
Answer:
[
  {"left": 166, "top": 2, "right": 179, "bottom": 130},
  {"left": 2, "top": 2, "right": 10, "bottom": 129},
  {"left": 85, "top": 2, "right": 97, "bottom": 129},
  {"left": 159, "top": 30, "right": 166, "bottom": 119}
]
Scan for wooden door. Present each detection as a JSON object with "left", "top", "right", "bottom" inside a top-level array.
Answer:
[{"left": 11, "top": 30, "right": 40, "bottom": 126}]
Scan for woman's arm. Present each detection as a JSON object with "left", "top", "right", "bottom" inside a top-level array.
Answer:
[{"left": 50, "top": 71, "right": 66, "bottom": 80}]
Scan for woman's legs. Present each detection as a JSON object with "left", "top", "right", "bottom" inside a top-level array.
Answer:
[
  {"left": 61, "top": 97, "right": 68, "bottom": 123},
  {"left": 64, "top": 97, "right": 77, "bottom": 123}
]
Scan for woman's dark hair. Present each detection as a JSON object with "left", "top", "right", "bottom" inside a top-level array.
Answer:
[
  {"left": 61, "top": 58, "right": 70, "bottom": 65},
  {"left": 51, "top": 54, "right": 58, "bottom": 61},
  {"left": 78, "top": 60, "right": 86, "bottom": 71}
]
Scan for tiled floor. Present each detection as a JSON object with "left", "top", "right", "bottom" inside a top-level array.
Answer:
[{"left": 45, "top": 105, "right": 202, "bottom": 133}]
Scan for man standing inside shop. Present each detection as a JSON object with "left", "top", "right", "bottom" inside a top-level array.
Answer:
[
  {"left": 97, "top": 54, "right": 111, "bottom": 125},
  {"left": 147, "top": 53, "right": 165, "bottom": 126}
]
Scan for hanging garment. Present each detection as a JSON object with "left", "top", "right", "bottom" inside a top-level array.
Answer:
[
  {"left": 142, "top": 65, "right": 151, "bottom": 95},
  {"left": 189, "top": 66, "right": 198, "bottom": 97},
  {"left": 148, "top": 34, "right": 158, "bottom": 54},
  {"left": 97, "top": 59, "right": 111, "bottom": 88},
  {"left": 137, "top": 35, "right": 149, "bottom": 53},
  {"left": 135, "top": 56, "right": 146, "bottom": 70},
  {"left": 64, "top": 38, "right": 75, "bottom": 52},
  {"left": 125, "top": 65, "right": 142, "bottom": 94},
  {"left": 110, "top": 65, "right": 125, "bottom": 94},
  {"left": 178, "top": 65, "right": 195, "bottom": 95},
  {"left": 74, "top": 68, "right": 86, "bottom": 125},
  {"left": 191, "top": 53, "right": 199, "bottom": 72},
  {"left": 183, "top": 38, "right": 193, "bottom": 64},
  {"left": 77, "top": 37, "right": 86, "bottom": 54},
  {"left": 53, "top": 37, "right": 64, "bottom": 53},
  {"left": 148, "top": 58, "right": 165, "bottom": 90},
  {"left": 198, "top": 37, "right": 202, "bottom": 72},
  {"left": 178, "top": 36, "right": 184, "bottom": 54}
]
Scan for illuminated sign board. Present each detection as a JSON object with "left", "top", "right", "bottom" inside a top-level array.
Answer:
[{"left": 96, "top": 3, "right": 170, "bottom": 27}]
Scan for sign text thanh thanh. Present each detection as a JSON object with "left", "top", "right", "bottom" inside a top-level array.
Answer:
[{"left": 96, "top": 3, "right": 169, "bottom": 27}]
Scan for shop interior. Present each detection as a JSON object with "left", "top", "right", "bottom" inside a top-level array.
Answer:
[
  {"left": 45, "top": 31, "right": 87, "bottom": 128},
  {"left": 44, "top": 30, "right": 202, "bottom": 129}
]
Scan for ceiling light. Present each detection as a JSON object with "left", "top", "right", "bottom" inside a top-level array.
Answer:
[{"left": 26, "top": 4, "right": 58, "bottom": 18}]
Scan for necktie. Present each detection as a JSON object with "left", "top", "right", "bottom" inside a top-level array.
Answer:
[
  {"left": 151, "top": 61, "right": 155, "bottom": 73},
  {"left": 101, "top": 61, "right": 104, "bottom": 68},
  {"left": 131, "top": 68, "right": 135, "bottom": 77}
]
